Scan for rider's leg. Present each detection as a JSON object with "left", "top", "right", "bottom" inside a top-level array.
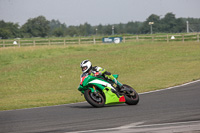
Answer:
[
  {"left": 104, "top": 72, "right": 123, "bottom": 88},
  {"left": 104, "top": 72, "right": 132, "bottom": 93}
]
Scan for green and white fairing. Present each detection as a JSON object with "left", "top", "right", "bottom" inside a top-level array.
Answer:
[{"left": 78, "top": 74, "right": 126, "bottom": 104}]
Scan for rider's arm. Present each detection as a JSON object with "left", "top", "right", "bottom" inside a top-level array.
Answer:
[
  {"left": 98, "top": 67, "right": 106, "bottom": 75},
  {"left": 94, "top": 66, "right": 106, "bottom": 76}
]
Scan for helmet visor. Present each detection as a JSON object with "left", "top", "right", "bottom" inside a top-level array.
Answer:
[{"left": 82, "top": 66, "right": 87, "bottom": 72}]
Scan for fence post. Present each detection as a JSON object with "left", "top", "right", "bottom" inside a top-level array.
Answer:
[
  {"left": 182, "top": 35, "right": 184, "bottom": 42},
  {"left": 123, "top": 36, "right": 126, "bottom": 43},
  {"left": 136, "top": 35, "right": 139, "bottom": 41},
  {"left": 79, "top": 38, "right": 81, "bottom": 44},
  {"left": 48, "top": 39, "right": 50, "bottom": 45},
  {"left": 64, "top": 39, "right": 66, "bottom": 46},
  {"left": 197, "top": 33, "right": 199, "bottom": 42},
  {"left": 152, "top": 35, "right": 154, "bottom": 42},
  {"left": 18, "top": 39, "right": 20, "bottom": 47},
  {"left": 33, "top": 40, "right": 35, "bottom": 46},
  {"left": 3, "top": 40, "right": 5, "bottom": 47},
  {"left": 167, "top": 34, "right": 169, "bottom": 43},
  {"left": 93, "top": 37, "right": 96, "bottom": 44}
]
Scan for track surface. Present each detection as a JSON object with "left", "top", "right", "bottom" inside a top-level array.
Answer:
[{"left": 1, "top": 80, "right": 200, "bottom": 133}]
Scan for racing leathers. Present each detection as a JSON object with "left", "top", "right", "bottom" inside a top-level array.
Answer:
[{"left": 81, "top": 66, "right": 123, "bottom": 88}]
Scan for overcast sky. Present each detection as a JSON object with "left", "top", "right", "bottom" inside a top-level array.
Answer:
[{"left": 0, "top": 0, "right": 200, "bottom": 26}]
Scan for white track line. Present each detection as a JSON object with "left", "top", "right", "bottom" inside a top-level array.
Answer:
[
  {"left": 134, "top": 120, "right": 200, "bottom": 128},
  {"left": 139, "top": 79, "right": 200, "bottom": 95},
  {"left": 66, "top": 120, "right": 200, "bottom": 133}
]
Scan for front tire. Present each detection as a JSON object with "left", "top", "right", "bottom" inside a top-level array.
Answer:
[
  {"left": 123, "top": 84, "right": 139, "bottom": 105},
  {"left": 84, "top": 89, "right": 105, "bottom": 108}
]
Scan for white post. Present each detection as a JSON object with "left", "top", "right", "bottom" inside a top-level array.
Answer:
[
  {"left": 149, "top": 22, "right": 154, "bottom": 34},
  {"left": 186, "top": 21, "right": 189, "bottom": 33},
  {"left": 112, "top": 26, "right": 114, "bottom": 35}
]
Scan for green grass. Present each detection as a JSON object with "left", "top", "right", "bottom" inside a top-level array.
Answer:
[{"left": 0, "top": 41, "right": 200, "bottom": 110}]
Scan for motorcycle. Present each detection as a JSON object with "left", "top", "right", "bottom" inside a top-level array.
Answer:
[{"left": 78, "top": 73, "right": 139, "bottom": 107}]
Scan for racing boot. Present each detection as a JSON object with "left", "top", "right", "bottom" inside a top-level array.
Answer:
[
  {"left": 105, "top": 74, "right": 124, "bottom": 93},
  {"left": 112, "top": 78, "right": 133, "bottom": 93},
  {"left": 112, "top": 78, "right": 125, "bottom": 92}
]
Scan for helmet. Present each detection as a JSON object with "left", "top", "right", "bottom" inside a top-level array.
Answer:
[{"left": 80, "top": 60, "right": 92, "bottom": 73}]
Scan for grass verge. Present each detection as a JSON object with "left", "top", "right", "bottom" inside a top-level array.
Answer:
[{"left": 0, "top": 41, "right": 200, "bottom": 110}]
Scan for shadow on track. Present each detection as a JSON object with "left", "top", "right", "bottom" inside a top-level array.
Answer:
[{"left": 69, "top": 103, "right": 127, "bottom": 109}]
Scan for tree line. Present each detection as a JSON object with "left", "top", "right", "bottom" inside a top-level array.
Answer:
[{"left": 0, "top": 12, "right": 200, "bottom": 39}]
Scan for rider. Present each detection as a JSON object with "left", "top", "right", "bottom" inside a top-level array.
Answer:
[{"left": 80, "top": 59, "right": 124, "bottom": 91}]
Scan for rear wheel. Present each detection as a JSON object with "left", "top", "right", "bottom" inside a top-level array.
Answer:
[
  {"left": 123, "top": 84, "right": 139, "bottom": 105},
  {"left": 84, "top": 89, "right": 105, "bottom": 107}
]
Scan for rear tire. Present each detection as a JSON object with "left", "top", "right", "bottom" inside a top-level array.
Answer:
[
  {"left": 123, "top": 84, "right": 139, "bottom": 105},
  {"left": 84, "top": 89, "right": 105, "bottom": 108}
]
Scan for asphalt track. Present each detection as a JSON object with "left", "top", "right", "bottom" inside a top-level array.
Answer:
[{"left": 1, "top": 80, "right": 200, "bottom": 133}]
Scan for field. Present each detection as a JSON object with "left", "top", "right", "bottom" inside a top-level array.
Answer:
[{"left": 0, "top": 41, "right": 200, "bottom": 110}]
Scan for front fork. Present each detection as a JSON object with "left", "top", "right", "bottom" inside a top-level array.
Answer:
[
  {"left": 92, "top": 86, "right": 100, "bottom": 97},
  {"left": 93, "top": 86, "right": 97, "bottom": 93}
]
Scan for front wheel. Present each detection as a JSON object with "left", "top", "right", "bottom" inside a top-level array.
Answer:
[
  {"left": 84, "top": 89, "right": 105, "bottom": 108},
  {"left": 123, "top": 84, "right": 139, "bottom": 105}
]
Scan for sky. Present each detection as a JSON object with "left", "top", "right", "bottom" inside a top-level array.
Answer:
[{"left": 0, "top": 0, "right": 200, "bottom": 26}]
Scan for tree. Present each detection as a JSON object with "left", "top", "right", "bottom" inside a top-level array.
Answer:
[
  {"left": 66, "top": 26, "right": 78, "bottom": 37},
  {"left": 115, "top": 23, "right": 126, "bottom": 34},
  {"left": 78, "top": 23, "right": 92, "bottom": 36},
  {"left": 140, "top": 14, "right": 161, "bottom": 34},
  {"left": 0, "top": 20, "right": 21, "bottom": 39},
  {"left": 49, "top": 19, "right": 67, "bottom": 37},
  {"left": 21, "top": 16, "right": 50, "bottom": 37},
  {"left": 125, "top": 21, "right": 142, "bottom": 34},
  {"left": 186, "top": 18, "right": 200, "bottom": 32},
  {"left": 52, "top": 28, "right": 65, "bottom": 37},
  {"left": 102, "top": 24, "right": 112, "bottom": 35},
  {"left": 175, "top": 18, "right": 185, "bottom": 32},
  {"left": 161, "top": 12, "right": 177, "bottom": 33},
  {"left": 1, "top": 12, "right": 199, "bottom": 38},
  {"left": 96, "top": 24, "right": 103, "bottom": 35}
]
